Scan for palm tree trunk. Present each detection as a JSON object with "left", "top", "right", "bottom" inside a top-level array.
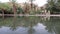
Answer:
[
  {"left": 31, "top": 1, "right": 33, "bottom": 9},
  {"left": 12, "top": 3, "right": 17, "bottom": 16},
  {"left": 2, "top": 9, "right": 4, "bottom": 19}
]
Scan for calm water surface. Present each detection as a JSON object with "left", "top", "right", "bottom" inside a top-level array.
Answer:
[{"left": 0, "top": 16, "right": 60, "bottom": 34}]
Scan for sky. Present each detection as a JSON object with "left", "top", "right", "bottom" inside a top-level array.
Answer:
[{"left": 0, "top": 0, "right": 48, "bottom": 7}]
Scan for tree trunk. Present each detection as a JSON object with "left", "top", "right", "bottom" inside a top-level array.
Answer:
[
  {"left": 12, "top": 3, "right": 17, "bottom": 16},
  {"left": 31, "top": 1, "right": 33, "bottom": 9},
  {"left": 2, "top": 9, "right": 4, "bottom": 19}
]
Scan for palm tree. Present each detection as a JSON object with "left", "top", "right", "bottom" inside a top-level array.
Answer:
[
  {"left": 29, "top": 0, "right": 35, "bottom": 9},
  {"left": 47, "top": 0, "right": 60, "bottom": 14},
  {"left": 0, "top": 2, "right": 4, "bottom": 18},
  {"left": 9, "top": 0, "right": 17, "bottom": 16},
  {"left": 47, "top": 0, "right": 55, "bottom": 12}
]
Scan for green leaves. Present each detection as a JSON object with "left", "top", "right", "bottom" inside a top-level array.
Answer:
[
  {"left": 47, "top": 0, "right": 60, "bottom": 14},
  {"left": 0, "top": 3, "right": 10, "bottom": 9}
]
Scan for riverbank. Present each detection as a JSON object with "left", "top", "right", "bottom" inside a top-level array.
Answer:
[{"left": 0, "top": 14, "right": 60, "bottom": 16}]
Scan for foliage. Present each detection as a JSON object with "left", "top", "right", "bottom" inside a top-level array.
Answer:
[
  {"left": 17, "top": 7, "right": 23, "bottom": 14},
  {"left": 47, "top": 0, "right": 60, "bottom": 14},
  {"left": 0, "top": 0, "right": 41, "bottom": 14},
  {"left": 0, "top": 3, "right": 11, "bottom": 9}
]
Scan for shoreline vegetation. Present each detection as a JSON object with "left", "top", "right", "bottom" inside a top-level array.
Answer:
[{"left": 0, "top": 0, "right": 60, "bottom": 17}]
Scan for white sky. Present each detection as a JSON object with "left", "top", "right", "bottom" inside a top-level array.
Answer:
[{"left": 0, "top": 0, "right": 47, "bottom": 7}]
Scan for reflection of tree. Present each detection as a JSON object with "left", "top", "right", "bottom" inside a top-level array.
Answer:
[
  {"left": 28, "top": 27, "right": 35, "bottom": 34},
  {"left": 0, "top": 16, "right": 60, "bottom": 34},
  {"left": 0, "top": 16, "right": 42, "bottom": 30},
  {"left": 43, "top": 17, "right": 60, "bottom": 34},
  {"left": 0, "top": 17, "right": 3, "bottom": 28},
  {"left": 27, "top": 16, "right": 36, "bottom": 34},
  {"left": 10, "top": 16, "right": 17, "bottom": 31},
  {"left": 0, "top": 16, "right": 50, "bottom": 31},
  {"left": 0, "top": 17, "right": 13, "bottom": 27}
]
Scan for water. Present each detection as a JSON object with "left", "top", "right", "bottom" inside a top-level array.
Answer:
[{"left": 0, "top": 16, "right": 60, "bottom": 34}]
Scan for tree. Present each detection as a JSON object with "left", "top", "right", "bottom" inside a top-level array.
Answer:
[
  {"left": 47, "top": 0, "right": 60, "bottom": 12},
  {"left": 46, "top": 0, "right": 60, "bottom": 14},
  {"left": 47, "top": 0, "right": 55, "bottom": 11},
  {"left": 29, "top": 0, "right": 35, "bottom": 9},
  {"left": 9, "top": 0, "right": 17, "bottom": 15}
]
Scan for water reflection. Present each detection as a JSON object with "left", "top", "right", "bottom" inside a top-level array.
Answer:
[{"left": 0, "top": 16, "right": 60, "bottom": 34}]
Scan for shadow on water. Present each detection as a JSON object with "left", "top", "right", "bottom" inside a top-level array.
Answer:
[{"left": 0, "top": 16, "right": 60, "bottom": 34}]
